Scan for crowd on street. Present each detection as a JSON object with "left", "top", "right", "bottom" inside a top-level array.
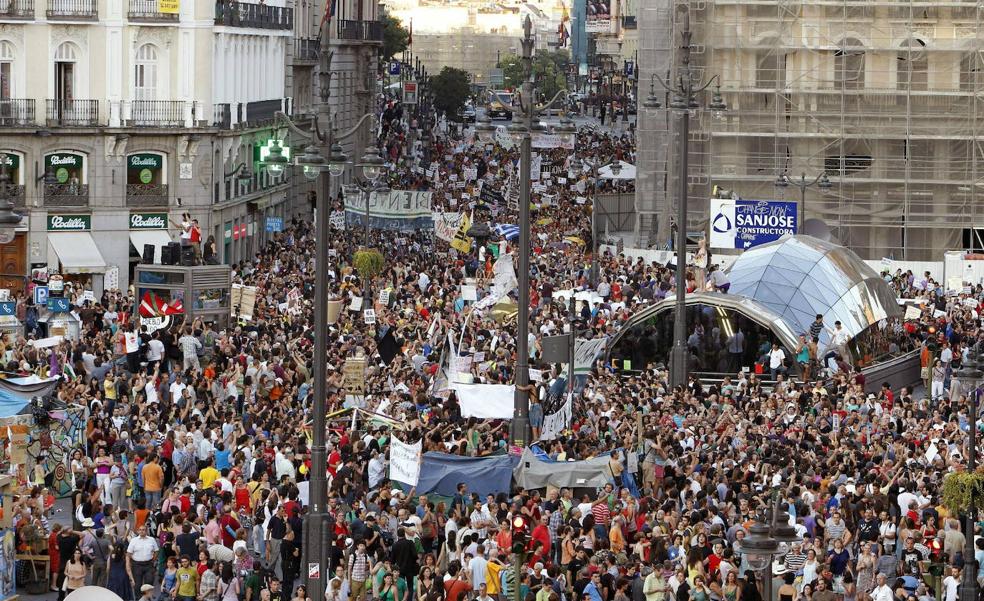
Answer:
[{"left": 3, "top": 90, "right": 984, "bottom": 601}]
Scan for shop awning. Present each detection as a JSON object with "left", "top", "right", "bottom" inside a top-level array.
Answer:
[
  {"left": 129, "top": 230, "right": 173, "bottom": 264},
  {"left": 47, "top": 232, "right": 107, "bottom": 274}
]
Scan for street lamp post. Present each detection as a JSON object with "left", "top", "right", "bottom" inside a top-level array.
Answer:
[
  {"left": 475, "top": 16, "right": 576, "bottom": 449},
  {"left": 774, "top": 171, "right": 832, "bottom": 230},
  {"left": 741, "top": 495, "right": 800, "bottom": 601},
  {"left": 260, "top": 43, "right": 380, "bottom": 595},
  {"left": 641, "top": 7, "right": 726, "bottom": 389},
  {"left": 955, "top": 356, "right": 983, "bottom": 601}
]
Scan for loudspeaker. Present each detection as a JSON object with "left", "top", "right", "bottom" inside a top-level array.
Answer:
[
  {"left": 180, "top": 246, "right": 196, "bottom": 267},
  {"left": 162, "top": 242, "right": 181, "bottom": 265},
  {"left": 142, "top": 244, "right": 155, "bottom": 264}
]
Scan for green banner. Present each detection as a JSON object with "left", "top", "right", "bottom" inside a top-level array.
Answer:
[
  {"left": 45, "top": 153, "right": 83, "bottom": 169},
  {"left": 0, "top": 154, "right": 20, "bottom": 169},
  {"left": 129, "top": 213, "right": 167, "bottom": 230},
  {"left": 128, "top": 153, "right": 163, "bottom": 170},
  {"left": 47, "top": 214, "right": 91, "bottom": 231}
]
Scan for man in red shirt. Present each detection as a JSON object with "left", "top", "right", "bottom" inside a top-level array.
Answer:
[
  {"left": 444, "top": 561, "right": 471, "bottom": 601},
  {"left": 327, "top": 442, "right": 342, "bottom": 478},
  {"left": 530, "top": 513, "right": 551, "bottom": 556},
  {"left": 218, "top": 504, "right": 241, "bottom": 548}
]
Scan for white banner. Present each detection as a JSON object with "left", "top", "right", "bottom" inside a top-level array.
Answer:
[
  {"left": 574, "top": 337, "right": 608, "bottom": 376},
  {"left": 434, "top": 212, "right": 463, "bottom": 242},
  {"left": 345, "top": 190, "right": 433, "bottom": 230},
  {"left": 492, "top": 253, "right": 518, "bottom": 295},
  {"left": 539, "top": 392, "right": 572, "bottom": 441},
  {"left": 389, "top": 437, "right": 422, "bottom": 486},
  {"left": 532, "top": 135, "right": 575, "bottom": 150},
  {"left": 329, "top": 210, "right": 346, "bottom": 229},
  {"left": 452, "top": 383, "right": 515, "bottom": 419}
]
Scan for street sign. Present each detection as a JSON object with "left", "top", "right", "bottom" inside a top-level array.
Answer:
[
  {"left": 0, "top": 302, "right": 15, "bottom": 317},
  {"left": 47, "top": 297, "right": 70, "bottom": 313},
  {"left": 389, "top": 61, "right": 401, "bottom": 76},
  {"left": 266, "top": 217, "right": 284, "bottom": 233},
  {"left": 403, "top": 81, "right": 418, "bottom": 105},
  {"left": 33, "top": 286, "right": 49, "bottom": 306}
]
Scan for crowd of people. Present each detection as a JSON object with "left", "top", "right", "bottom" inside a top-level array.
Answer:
[{"left": 0, "top": 89, "right": 981, "bottom": 601}]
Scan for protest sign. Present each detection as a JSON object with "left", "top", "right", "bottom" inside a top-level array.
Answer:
[
  {"left": 389, "top": 437, "right": 422, "bottom": 486},
  {"left": 574, "top": 337, "right": 608, "bottom": 375},
  {"left": 343, "top": 358, "right": 367, "bottom": 394}
]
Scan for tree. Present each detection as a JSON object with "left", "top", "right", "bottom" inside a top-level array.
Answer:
[
  {"left": 353, "top": 249, "right": 385, "bottom": 280},
  {"left": 381, "top": 10, "right": 408, "bottom": 62},
  {"left": 497, "top": 49, "right": 570, "bottom": 100},
  {"left": 430, "top": 67, "right": 472, "bottom": 117}
]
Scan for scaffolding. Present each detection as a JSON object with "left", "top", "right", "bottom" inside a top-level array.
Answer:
[{"left": 638, "top": 0, "right": 984, "bottom": 260}]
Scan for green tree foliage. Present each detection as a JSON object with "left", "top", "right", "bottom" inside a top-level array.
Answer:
[
  {"left": 381, "top": 11, "right": 409, "bottom": 62},
  {"left": 353, "top": 249, "right": 385, "bottom": 280},
  {"left": 497, "top": 49, "right": 570, "bottom": 100},
  {"left": 430, "top": 67, "right": 472, "bottom": 117}
]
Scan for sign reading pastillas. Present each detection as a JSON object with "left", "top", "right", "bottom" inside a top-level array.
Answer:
[{"left": 709, "top": 199, "right": 797, "bottom": 249}]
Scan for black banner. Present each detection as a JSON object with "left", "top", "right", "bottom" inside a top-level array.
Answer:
[{"left": 480, "top": 186, "right": 505, "bottom": 206}]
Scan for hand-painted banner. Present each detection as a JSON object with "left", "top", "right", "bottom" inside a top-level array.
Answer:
[
  {"left": 574, "top": 337, "right": 608, "bottom": 376},
  {"left": 539, "top": 392, "right": 572, "bottom": 441},
  {"left": 389, "top": 437, "right": 422, "bottom": 486},
  {"left": 434, "top": 212, "right": 463, "bottom": 242},
  {"left": 344, "top": 189, "right": 433, "bottom": 231}
]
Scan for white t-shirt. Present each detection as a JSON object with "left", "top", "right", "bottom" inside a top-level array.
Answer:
[
  {"left": 144, "top": 380, "right": 159, "bottom": 404},
  {"left": 147, "top": 339, "right": 164, "bottom": 362},
  {"left": 769, "top": 348, "right": 786, "bottom": 369}
]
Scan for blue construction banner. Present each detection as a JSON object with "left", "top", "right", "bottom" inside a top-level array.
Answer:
[{"left": 709, "top": 198, "right": 798, "bottom": 249}]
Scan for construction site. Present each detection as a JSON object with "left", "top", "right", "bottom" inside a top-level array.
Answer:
[{"left": 634, "top": 0, "right": 984, "bottom": 260}]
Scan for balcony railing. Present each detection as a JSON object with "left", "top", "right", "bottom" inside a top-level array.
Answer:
[
  {"left": 336, "top": 19, "right": 383, "bottom": 42},
  {"left": 47, "top": 0, "right": 96, "bottom": 19},
  {"left": 126, "top": 184, "right": 169, "bottom": 207},
  {"left": 0, "top": 184, "right": 25, "bottom": 208},
  {"left": 214, "top": 0, "right": 292, "bottom": 30},
  {"left": 213, "top": 103, "right": 231, "bottom": 128},
  {"left": 126, "top": 100, "right": 188, "bottom": 127},
  {"left": 0, "top": 0, "right": 35, "bottom": 19},
  {"left": 244, "top": 99, "right": 282, "bottom": 127},
  {"left": 128, "top": 0, "right": 179, "bottom": 21},
  {"left": 46, "top": 99, "right": 100, "bottom": 126},
  {"left": 294, "top": 38, "right": 320, "bottom": 63},
  {"left": 44, "top": 183, "right": 89, "bottom": 207},
  {"left": 0, "top": 99, "right": 36, "bottom": 126}
]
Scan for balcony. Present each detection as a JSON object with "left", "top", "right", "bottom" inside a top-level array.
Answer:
[
  {"left": 294, "top": 38, "right": 320, "bottom": 63},
  {"left": 44, "top": 183, "right": 88, "bottom": 207},
  {"left": 0, "top": 0, "right": 35, "bottom": 19},
  {"left": 0, "top": 99, "right": 36, "bottom": 126},
  {"left": 336, "top": 19, "right": 383, "bottom": 42},
  {"left": 126, "top": 184, "right": 169, "bottom": 207},
  {"left": 125, "top": 100, "right": 189, "bottom": 127},
  {"left": 0, "top": 184, "right": 25, "bottom": 208},
  {"left": 244, "top": 99, "right": 282, "bottom": 127},
  {"left": 128, "top": 0, "right": 179, "bottom": 22},
  {"left": 47, "top": 0, "right": 97, "bottom": 19},
  {"left": 213, "top": 103, "right": 231, "bottom": 128},
  {"left": 46, "top": 99, "right": 100, "bottom": 126},
  {"left": 214, "top": 0, "right": 292, "bottom": 30}
]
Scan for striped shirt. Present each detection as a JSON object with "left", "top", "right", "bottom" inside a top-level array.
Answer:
[{"left": 785, "top": 552, "right": 807, "bottom": 572}]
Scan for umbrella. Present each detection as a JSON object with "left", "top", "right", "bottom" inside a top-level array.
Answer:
[
  {"left": 597, "top": 161, "right": 636, "bottom": 180},
  {"left": 66, "top": 588, "right": 125, "bottom": 601}
]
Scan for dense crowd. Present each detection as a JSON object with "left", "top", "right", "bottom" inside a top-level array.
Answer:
[{"left": 3, "top": 95, "right": 983, "bottom": 601}]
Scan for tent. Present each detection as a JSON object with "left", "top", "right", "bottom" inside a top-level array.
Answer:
[
  {"left": 513, "top": 447, "right": 614, "bottom": 491},
  {"left": 412, "top": 452, "right": 515, "bottom": 498}
]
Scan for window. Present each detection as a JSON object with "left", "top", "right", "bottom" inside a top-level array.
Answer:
[
  {"left": 897, "top": 38, "right": 928, "bottom": 91},
  {"left": 0, "top": 41, "right": 12, "bottom": 100},
  {"left": 834, "top": 38, "right": 865, "bottom": 90},
  {"left": 960, "top": 51, "right": 984, "bottom": 92},
  {"left": 53, "top": 42, "right": 79, "bottom": 102},
  {"left": 134, "top": 44, "right": 158, "bottom": 101},
  {"left": 755, "top": 43, "right": 786, "bottom": 90}
]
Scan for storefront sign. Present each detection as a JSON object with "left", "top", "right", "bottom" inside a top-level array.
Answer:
[
  {"left": 265, "top": 217, "right": 283, "bottom": 233},
  {"left": 129, "top": 213, "right": 168, "bottom": 230},
  {"left": 0, "top": 154, "right": 19, "bottom": 169},
  {"left": 128, "top": 153, "right": 163, "bottom": 185},
  {"left": 159, "top": 0, "right": 179, "bottom": 12},
  {"left": 47, "top": 214, "right": 91, "bottom": 231}
]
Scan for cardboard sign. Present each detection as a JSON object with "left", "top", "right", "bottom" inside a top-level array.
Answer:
[
  {"left": 343, "top": 358, "right": 367, "bottom": 394},
  {"left": 363, "top": 309, "right": 376, "bottom": 325}
]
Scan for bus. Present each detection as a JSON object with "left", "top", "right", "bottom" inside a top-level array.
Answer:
[{"left": 487, "top": 90, "right": 514, "bottom": 119}]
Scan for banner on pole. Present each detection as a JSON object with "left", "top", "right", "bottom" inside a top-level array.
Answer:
[
  {"left": 574, "top": 337, "right": 608, "bottom": 376},
  {"left": 344, "top": 189, "right": 433, "bottom": 231},
  {"left": 389, "top": 437, "right": 422, "bottom": 486},
  {"left": 539, "top": 392, "right": 572, "bottom": 441}
]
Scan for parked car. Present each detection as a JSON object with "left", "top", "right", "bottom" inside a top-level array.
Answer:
[{"left": 461, "top": 105, "right": 477, "bottom": 123}]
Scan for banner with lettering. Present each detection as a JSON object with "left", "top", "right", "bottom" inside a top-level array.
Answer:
[
  {"left": 389, "top": 437, "right": 422, "bottom": 486},
  {"left": 344, "top": 189, "right": 433, "bottom": 231},
  {"left": 433, "top": 212, "right": 462, "bottom": 242},
  {"left": 539, "top": 392, "right": 572, "bottom": 441}
]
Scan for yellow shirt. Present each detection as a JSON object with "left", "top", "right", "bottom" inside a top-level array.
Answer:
[
  {"left": 486, "top": 561, "right": 504, "bottom": 595},
  {"left": 199, "top": 466, "right": 220, "bottom": 489},
  {"left": 104, "top": 378, "right": 117, "bottom": 400}
]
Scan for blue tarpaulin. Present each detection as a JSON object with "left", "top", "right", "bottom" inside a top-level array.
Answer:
[
  {"left": 411, "top": 452, "right": 516, "bottom": 498},
  {"left": 0, "top": 376, "right": 59, "bottom": 418}
]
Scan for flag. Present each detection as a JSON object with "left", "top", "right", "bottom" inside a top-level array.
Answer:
[
  {"left": 494, "top": 224, "right": 520, "bottom": 241},
  {"left": 319, "top": 0, "right": 337, "bottom": 31},
  {"left": 558, "top": 4, "right": 570, "bottom": 47}
]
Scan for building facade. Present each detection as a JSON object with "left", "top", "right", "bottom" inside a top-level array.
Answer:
[
  {"left": 636, "top": 0, "right": 984, "bottom": 261},
  {"left": 0, "top": 0, "right": 380, "bottom": 297}
]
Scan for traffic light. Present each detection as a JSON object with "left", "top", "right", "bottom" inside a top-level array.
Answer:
[{"left": 511, "top": 515, "right": 528, "bottom": 554}]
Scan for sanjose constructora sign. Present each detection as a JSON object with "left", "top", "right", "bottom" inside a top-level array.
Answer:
[
  {"left": 130, "top": 213, "right": 168, "bottom": 229},
  {"left": 47, "top": 214, "right": 91, "bottom": 231}
]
